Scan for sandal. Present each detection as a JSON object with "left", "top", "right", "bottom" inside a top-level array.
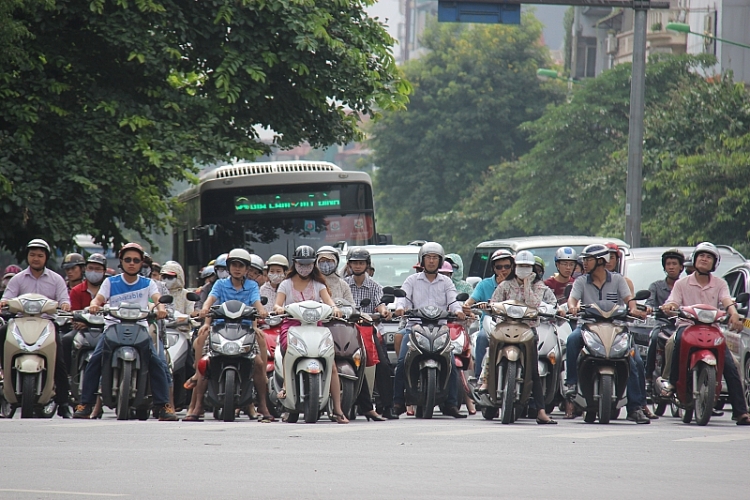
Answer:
[
  {"left": 332, "top": 413, "right": 349, "bottom": 424},
  {"left": 736, "top": 414, "right": 750, "bottom": 425},
  {"left": 182, "top": 414, "right": 203, "bottom": 422},
  {"left": 257, "top": 414, "right": 276, "bottom": 423},
  {"left": 536, "top": 417, "right": 558, "bottom": 425},
  {"left": 183, "top": 378, "right": 198, "bottom": 390}
]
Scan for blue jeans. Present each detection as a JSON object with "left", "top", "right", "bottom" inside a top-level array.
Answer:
[
  {"left": 156, "top": 334, "right": 172, "bottom": 386},
  {"left": 393, "top": 329, "right": 458, "bottom": 407},
  {"left": 81, "top": 330, "right": 170, "bottom": 406},
  {"left": 474, "top": 328, "right": 489, "bottom": 378},
  {"left": 566, "top": 326, "right": 647, "bottom": 412}
]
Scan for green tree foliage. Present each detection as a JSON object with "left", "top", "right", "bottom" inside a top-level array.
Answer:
[
  {"left": 428, "top": 54, "right": 715, "bottom": 260},
  {"left": 0, "top": 0, "right": 408, "bottom": 258},
  {"left": 639, "top": 75, "right": 750, "bottom": 253},
  {"left": 371, "top": 15, "right": 561, "bottom": 243}
]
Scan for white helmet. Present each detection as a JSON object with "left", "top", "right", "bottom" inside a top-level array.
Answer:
[
  {"left": 27, "top": 238, "right": 51, "bottom": 256},
  {"left": 316, "top": 245, "right": 340, "bottom": 266},
  {"left": 490, "top": 249, "right": 514, "bottom": 264},
  {"left": 266, "top": 254, "right": 289, "bottom": 270},
  {"left": 693, "top": 242, "right": 720, "bottom": 272},
  {"left": 515, "top": 250, "right": 536, "bottom": 267},
  {"left": 418, "top": 242, "right": 445, "bottom": 268},
  {"left": 248, "top": 254, "right": 265, "bottom": 272},
  {"left": 226, "top": 248, "right": 253, "bottom": 267}
]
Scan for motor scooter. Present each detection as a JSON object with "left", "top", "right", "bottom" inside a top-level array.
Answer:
[
  {"left": 448, "top": 318, "right": 471, "bottom": 412},
  {"left": 258, "top": 315, "right": 282, "bottom": 417},
  {"left": 570, "top": 292, "right": 649, "bottom": 424},
  {"left": 1, "top": 294, "right": 65, "bottom": 418},
  {"left": 536, "top": 303, "right": 564, "bottom": 414},
  {"left": 656, "top": 294, "right": 748, "bottom": 426},
  {"left": 199, "top": 299, "right": 258, "bottom": 422},
  {"left": 325, "top": 299, "right": 368, "bottom": 420},
  {"left": 69, "top": 311, "right": 105, "bottom": 405},
  {"left": 471, "top": 300, "right": 537, "bottom": 424},
  {"left": 269, "top": 300, "right": 336, "bottom": 423},
  {"left": 98, "top": 295, "right": 173, "bottom": 420}
]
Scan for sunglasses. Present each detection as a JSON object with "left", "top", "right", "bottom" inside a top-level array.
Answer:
[
  {"left": 494, "top": 264, "right": 512, "bottom": 270},
  {"left": 122, "top": 257, "right": 142, "bottom": 264}
]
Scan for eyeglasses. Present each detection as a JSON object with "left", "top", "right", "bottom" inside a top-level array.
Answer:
[
  {"left": 494, "top": 264, "right": 512, "bottom": 270},
  {"left": 122, "top": 257, "right": 142, "bottom": 264}
]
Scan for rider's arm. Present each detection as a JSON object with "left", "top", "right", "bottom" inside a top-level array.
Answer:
[
  {"left": 566, "top": 277, "right": 583, "bottom": 313},
  {"left": 394, "top": 275, "right": 414, "bottom": 315}
]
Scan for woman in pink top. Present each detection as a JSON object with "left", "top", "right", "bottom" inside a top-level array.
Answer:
[{"left": 272, "top": 246, "right": 347, "bottom": 423}]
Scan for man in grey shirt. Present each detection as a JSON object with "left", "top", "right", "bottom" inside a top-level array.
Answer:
[
  {"left": 392, "top": 242, "right": 466, "bottom": 418},
  {"left": 564, "top": 244, "right": 652, "bottom": 423}
]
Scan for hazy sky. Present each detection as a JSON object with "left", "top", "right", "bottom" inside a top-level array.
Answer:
[{"left": 367, "top": 1, "right": 568, "bottom": 50}]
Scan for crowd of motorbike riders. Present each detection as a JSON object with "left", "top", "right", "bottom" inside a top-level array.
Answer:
[{"left": 1, "top": 236, "right": 749, "bottom": 426}]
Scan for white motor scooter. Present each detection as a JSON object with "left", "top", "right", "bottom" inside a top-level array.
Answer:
[{"left": 269, "top": 300, "right": 335, "bottom": 423}]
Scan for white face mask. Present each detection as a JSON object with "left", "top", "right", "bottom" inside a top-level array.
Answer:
[
  {"left": 163, "top": 277, "right": 178, "bottom": 289},
  {"left": 216, "top": 269, "right": 229, "bottom": 280},
  {"left": 268, "top": 272, "right": 285, "bottom": 284},
  {"left": 515, "top": 266, "right": 534, "bottom": 280}
]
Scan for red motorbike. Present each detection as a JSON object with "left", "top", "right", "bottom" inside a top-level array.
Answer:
[
  {"left": 449, "top": 320, "right": 472, "bottom": 409},
  {"left": 662, "top": 300, "right": 744, "bottom": 426},
  {"left": 258, "top": 316, "right": 282, "bottom": 417}
]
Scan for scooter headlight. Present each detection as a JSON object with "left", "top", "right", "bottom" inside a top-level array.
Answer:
[
  {"left": 610, "top": 332, "right": 631, "bottom": 357},
  {"left": 319, "top": 335, "right": 334, "bottom": 355},
  {"left": 506, "top": 305, "right": 527, "bottom": 319},
  {"left": 301, "top": 307, "right": 322, "bottom": 324},
  {"left": 433, "top": 332, "right": 449, "bottom": 351},
  {"left": 222, "top": 341, "right": 241, "bottom": 355},
  {"left": 451, "top": 333, "right": 465, "bottom": 355},
  {"left": 582, "top": 329, "right": 607, "bottom": 357},
  {"left": 166, "top": 333, "right": 179, "bottom": 348},
  {"left": 413, "top": 331, "right": 430, "bottom": 351},
  {"left": 288, "top": 334, "right": 307, "bottom": 356},
  {"left": 22, "top": 299, "right": 45, "bottom": 315},
  {"left": 694, "top": 308, "right": 718, "bottom": 324}
]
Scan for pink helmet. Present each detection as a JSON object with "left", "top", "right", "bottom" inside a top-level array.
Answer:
[
  {"left": 439, "top": 261, "right": 454, "bottom": 273},
  {"left": 4, "top": 265, "right": 21, "bottom": 275}
]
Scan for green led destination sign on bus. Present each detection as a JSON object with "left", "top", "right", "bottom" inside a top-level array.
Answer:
[{"left": 234, "top": 190, "right": 341, "bottom": 214}]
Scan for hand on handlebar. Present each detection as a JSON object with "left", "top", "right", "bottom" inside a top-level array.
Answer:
[
  {"left": 730, "top": 314, "right": 744, "bottom": 332},
  {"left": 88, "top": 304, "right": 102, "bottom": 314},
  {"left": 394, "top": 308, "right": 404, "bottom": 317},
  {"left": 60, "top": 303, "right": 71, "bottom": 312},
  {"left": 155, "top": 305, "right": 167, "bottom": 320},
  {"left": 273, "top": 305, "right": 285, "bottom": 315},
  {"left": 455, "top": 310, "right": 466, "bottom": 321}
]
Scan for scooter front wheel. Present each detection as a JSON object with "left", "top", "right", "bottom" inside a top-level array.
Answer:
[
  {"left": 20, "top": 374, "right": 36, "bottom": 419},
  {"left": 423, "top": 368, "right": 437, "bottom": 419},
  {"left": 500, "top": 361, "right": 516, "bottom": 424},
  {"left": 223, "top": 370, "right": 236, "bottom": 423},
  {"left": 598, "top": 373, "right": 613, "bottom": 424},
  {"left": 694, "top": 364, "right": 716, "bottom": 426},
  {"left": 116, "top": 363, "right": 133, "bottom": 421},
  {"left": 304, "top": 373, "right": 321, "bottom": 423}
]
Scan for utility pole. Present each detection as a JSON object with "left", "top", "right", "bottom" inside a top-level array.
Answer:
[
  {"left": 403, "top": 0, "right": 412, "bottom": 62},
  {"left": 624, "top": 1, "right": 648, "bottom": 248}
]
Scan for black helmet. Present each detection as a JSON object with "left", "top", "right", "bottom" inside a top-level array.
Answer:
[
  {"left": 661, "top": 248, "right": 685, "bottom": 269},
  {"left": 62, "top": 252, "right": 86, "bottom": 270},
  {"left": 86, "top": 253, "right": 107, "bottom": 267},
  {"left": 293, "top": 245, "right": 316, "bottom": 265},
  {"left": 347, "top": 247, "right": 371, "bottom": 264}
]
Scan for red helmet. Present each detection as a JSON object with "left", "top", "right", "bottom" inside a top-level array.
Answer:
[{"left": 118, "top": 242, "right": 145, "bottom": 260}]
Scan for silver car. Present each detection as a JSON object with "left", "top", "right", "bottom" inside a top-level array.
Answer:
[{"left": 722, "top": 262, "right": 750, "bottom": 410}]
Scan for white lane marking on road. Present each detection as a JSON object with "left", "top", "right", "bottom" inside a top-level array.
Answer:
[
  {"left": 0, "top": 489, "right": 126, "bottom": 497},
  {"left": 418, "top": 427, "right": 536, "bottom": 437},
  {"left": 541, "top": 431, "right": 651, "bottom": 439},
  {"left": 674, "top": 433, "right": 750, "bottom": 443}
]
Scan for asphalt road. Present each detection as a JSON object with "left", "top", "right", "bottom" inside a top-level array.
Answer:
[{"left": 0, "top": 407, "right": 747, "bottom": 499}]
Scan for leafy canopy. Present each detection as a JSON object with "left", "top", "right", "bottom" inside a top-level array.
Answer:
[{"left": 0, "top": 0, "right": 408, "bottom": 258}]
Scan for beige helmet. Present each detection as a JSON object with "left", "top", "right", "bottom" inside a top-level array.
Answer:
[
  {"left": 226, "top": 248, "right": 253, "bottom": 267},
  {"left": 266, "top": 254, "right": 290, "bottom": 270}
]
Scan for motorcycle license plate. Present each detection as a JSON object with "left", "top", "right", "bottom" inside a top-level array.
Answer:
[{"left": 386, "top": 332, "right": 395, "bottom": 345}]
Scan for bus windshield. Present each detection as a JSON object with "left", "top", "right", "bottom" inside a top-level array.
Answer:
[{"left": 173, "top": 161, "right": 378, "bottom": 285}]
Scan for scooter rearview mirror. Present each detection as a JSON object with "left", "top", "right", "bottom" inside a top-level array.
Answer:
[
  {"left": 382, "top": 287, "right": 395, "bottom": 295},
  {"left": 456, "top": 293, "right": 469, "bottom": 302},
  {"left": 260, "top": 296, "right": 269, "bottom": 306},
  {"left": 735, "top": 292, "right": 749, "bottom": 304},
  {"left": 393, "top": 289, "right": 407, "bottom": 298},
  {"left": 359, "top": 298, "right": 371, "bottom": 308},
  {"left": 634, "top": 289, "right": 651, "bottom": 301},
  {"left": 380, "top": 295, "right": 395, "bottom": 305},
  {"left": 159, "top": 295, "right": 173, "bottom": 304},
  {"left": 186, "top": 292, "right": 200, "bottom": 302}
]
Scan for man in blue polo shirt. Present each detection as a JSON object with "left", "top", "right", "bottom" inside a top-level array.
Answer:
[{"left": 195, "top": 248, "right": 271, "bottom": 420}]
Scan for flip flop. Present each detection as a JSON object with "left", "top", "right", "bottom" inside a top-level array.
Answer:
[
  {"left": 182, "top": 414, "right": 203, "bottom": 422},
  {"left": 258, "top": 414, "right": 276, "bottom": 423},
  {"left": 736, "top": 415, "right": 750, "bottom": 425},
  {"left": 183, "top": 378, "right": 198, "bottom": 390}
]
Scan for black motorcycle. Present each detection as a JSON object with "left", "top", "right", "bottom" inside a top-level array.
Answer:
[
  {"left": 100, "top": 296, "right": 173, "bottom": 420},
  {"left": 204, "top": 300, "right": 258, "bottom": 422}
]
